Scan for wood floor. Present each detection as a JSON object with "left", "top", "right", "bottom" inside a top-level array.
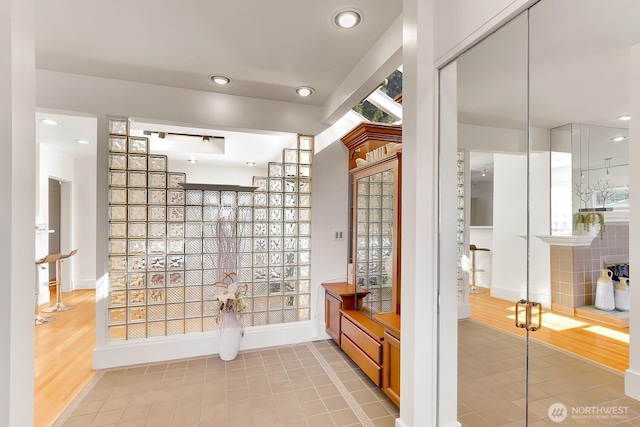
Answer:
[
  {"left": 34, "top": 289, "right": 629, "bottom": 426},
  {"left": 469, "top": 290, "right": 629, "bottom": 372},
  {"left": 35, "top": 289, "right": 96, "bottom": 427}
]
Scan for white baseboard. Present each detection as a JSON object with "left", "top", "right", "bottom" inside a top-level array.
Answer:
[
  {"left": 625, "top": 369, "right": 640, "bottom": 400},
  {"left": 457, "top": 302, "right": 471, "bottom": 319},
  {"left": 93, "top": 320, "right": 319, "bottom": 369}
]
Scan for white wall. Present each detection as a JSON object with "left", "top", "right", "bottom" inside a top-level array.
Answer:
[{"left": 73, "top": 156, "right": 97, "bottom": 289}]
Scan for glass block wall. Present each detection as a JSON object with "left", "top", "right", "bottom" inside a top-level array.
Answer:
[
  {"left": 456, "top": 149, "right": 466, "bottom": 301},
  {"left": 107, "top": 117, "right": 313, "bottom": 341}
]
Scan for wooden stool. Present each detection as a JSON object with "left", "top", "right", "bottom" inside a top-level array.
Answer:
[
  {"left": 34, "top": 254, "right": 60, "bottom": 325},
  {"left": 42, "top": 249, "right": 78, "bottom": 313}
]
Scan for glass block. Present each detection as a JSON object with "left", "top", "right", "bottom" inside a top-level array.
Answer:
[
  {"left": 167, "top": 304, "right": 184, "bottom": 320},
  {"left": 167, "top": 287, "right": 184, "bottom": 303},
  {"left": 237, "top": 207, "right": 252, "bottom": 222},
  {"left": 238, "top": 253, "right": 252, "bottom": 268},
  {"left": 185, "top": 286, "right": 202, "bottom": 302},
  {"left": 269, "top": 282, "right": 282, "bottom": 295},
  {"left": 253, "top": 177, "right": 268, "bottom": 191},
  {"left": 168, "top": 173, "right": 186, "bottom": 188},
  {"left": 128, "top": 136, "right": 148, "bottom": 154},
  {"left": 125, "top": 206, "right": 144, "bottom": 222},
  {"left": 299, "top": 208, "right": 311, "bottom": 222},
  {"left": 221, "top": 191, "right": 237, "bottom": 206},
  {"left": 254, "top": 192, "right": 268, "bottom": 207},
  {"left": 299, "top": 164, "right": 311, "bottom": 178},
  {"left": 168, "top": 189, "right": 185, "bottom": 205},
  {"left": 253, "top": 238, "right": 267, "bottom": 252},
  {"left": 251, "top": 208, "right": 266, "bottom": 222},
  {"left": 238, "top": 268, "right": 252, "bottom": 282},
  {"left": 185, "top": 318, "right": 202, "bottom": 333},
  {"left": 185, "top": 239, "right": 202, "bottom": 255},
  {"left": 203, "top": 241, "right": 217, "bottom": 256},
  {"left": 146, "top": 190, "right": 164, "bottom": 206},
  {"left": 147, "top": 288, "right": 167, "bottom": 304},
  {"left": 128, "top": 188, "right": 147, "bottom": 204},
  {"left": 185, "top": 302, "right": 201, "bottom": 318},
  {"left": 238, "top": 238, "right": 252, "bottom": 253},
  {"left": 125, "top": 239, "right": 145, "bottom": 255},
  {"left": 254, "top": 311, "right": 267, "bottom": 326},
  {"left": 298, "top": 136, "right": 312, "bottom": 150},
  {"left": 128, "top": 222, "right": 146, "bottom": 238},
  {"left": 269, "top": 194, "right": 283, "bottom": 207},
  {"left": 168, "top": 255, "right": 185, "bottom": 270},
  {"left": 269, "top": 223, "right": 282, "bottom": 236},
  {"left": 109, "top": 239, "right": 126, "bottom": 255},
  {"left": 284, "top": 281, "right": 296, "bottom": 293},
  {"left": 281, "top": 209, "right": 296, "bottom": 222},
  {"left": 147, "top": 225, "right": 165, "bottom": 241},
  {"left": 109, "top": 206, "right": 126, "bottom": 223},
  {"left": 299, "top": 222, "right": 311, "bottom": 236},
  {"left": 109, "top": 154, "right": 127, "bottom": 170},
  {"left": 185, "top": 270, "right": 202, "bottom": 286},
  {"left": 148, "top": 155, "right": 167, "bottom": 172},
  {"left": 109, "top": 223, "right": 127, "bottom": 238},
  {"left": 165, "top": 223, "right": 183, "bottom": 238},
  {"left": 299, "top": 266, "right": 310, "bottom": 279},
  {"left": 268, "top": 311, "right": 283, "bottom": 325},
  {"left": 128, "top": 154, "right": 147, "bottom": 171},
  {"left": 299, "top": 237, "right": 311, "bottom": 250},
  {"left": 284, "top": 164, "right": 297, "bottom": 178},
  {"left": 109, "top": 290, "right": 126, "bottom": 307},
  {"left": 299, "top": 194, "right": 311, "bottom": 207},
  {"left": 284, "top": 223, "right": 297, "bottom": 236},
  {"left": 299, "top": 280, "right": 310, "bottom": 293},
  {"left": 128, "top": 324, "right": 146, "bottom": 339},
  {"left": 203, "top": 190, "right": 220, "bottom": 205},
  {"left": 168, "top": 206, "right": 184, "bottom": 221},
  {"left": 238, "top": 192, "right": 253, "bottom": 206},
  {"left": 269, "top": 267, "right": 282, "bottom": 280},
  {"left": 298, "top": 308, "right": 310, "bottom": 321},
  {"left": 284, "top": 179, "right": 297, "bottom": 193},
  {"left": 165, "top": 316, "right": 186, "bottom": 335},
  {"left": 109, "top": 188, "right": 126, "bottom": 205},
  {"left": 299, "top": 179, "right": 311, "bottom": 193},
  {"left": 269, "top": 178, "right": 283, "bottom": 192},
  {"left": 148, "top": 172, "right": 166, "bottom": 188},
  {"left": 148, "top": 321, "right": 166, "bottom": 337},
  {"left": 186, "top": 190, "right": 203, "bottom": 205},
  {"left": 110, "top": 171, "right": 127, "bottom": 187},
  {"left": 284, "top": 266, "right": 297, "bottom": 279},
  {"left": 148, "top": 255, "right": 165, "bottom": 270},
  {"left": 109, "top": 325, "right": 126, "bottom": 340},
  {"left": 167, "top": 238, "right": 184, "bottom": 254},
  {"left": 299, "top": 251, "right": 310, "bottom": 264},
  {"left": 186, "top": 206, "right": 202, "bottom": 221},
  {"left": 146, "top": 205, "right": 164, "bottom": 222},
  {"left": 109, "top": 256, "right": 127, "bottom": 271},
  {"left": 203, "top": 317, "right": 216, "bottom": 330},
  {"left": 127, "top": 256, "right": 146, "bottom": 272},
  {"left": 283, "top": 149, "right": 298, "bottom": 164},
  {"left": 299, "top": 151, "right": 312, "bottom": 164},
  {"left": 109, "top": 273, "right": 127, "bottom": 290},
  {"left": 283, "top": 237, "right": 297, "bottom": 250},
  {"left": 284, "top": 309, "right": 296, "bottom": 323},
  {"left": 284, "top": 194, "right": 297, "bottom": 207},
  {"left": 284, "top": 252, "right": 297, "bottom": 265},
  {"left": 253, "top": 296, "right": 268, "bottom": 311},
  {"left": 269, "top": 238, "right": 283, "bottom": 251},
  {"left": 109, "top": 118, "right": 128, "bottom": 135},
  {"left": 147, "top": 305, "right": 166, "bottom": 321},
  {"left": 148, "top": 272, "right": 165, "bottom": 288},
  {"left": 269, "top": 163, "right": 284, "bottom": 178},
  {"left": 202, "top": 206, "right": 218, "bottom": 222},
  {"left": 254, "top": 223, "right": 268, "bottom": 236},
  {"left": 129, "top": 306, "right": 146, "bottom": 323},
  {"left": 253, "top": 268, "right": 268, "bottom": 282},
  {"left": 168, "top": 271, "right": 185, "bottom": 286},
  {"left": 128, "top": 290, "right": 146, "bottom": 305},
  {"left": 109, "top": 308, "right": 126, "bottom": 324},
  {"left": 109, "top": 136, "right": 127, "bottom": 153},
  {"left": 253, "top": 253, "right": 267, "bottom": 267},
  {"left": 268, "top": 208, "right": 283, "bottom": 222}
]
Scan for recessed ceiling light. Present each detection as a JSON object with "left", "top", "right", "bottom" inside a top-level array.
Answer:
[
  {"left": 295, "top": 86, "right": 314, "bottom": 97},
  {"left": 246, "top": 161, "right": 255, "bottom": 166},
  {"left": 76, "top": 140, "right": 89, "bottom": 145},
  {"left": 187, "top": 159, "right": 198, "bottom": 163},
  {"left": 333, "top": 9, "right": 363, "bottom": 29},
  {"left": 617, "top": 114, "right": 631, "bottom": 121},
  {"left": 612, "top": 136, "right": 627, "bottom": 142},
  {"left": 209, "top": 75, "right": 231, "bottom": 85},
  {"left": 40, "top": 119, "right": 58, "bottom": 125}
]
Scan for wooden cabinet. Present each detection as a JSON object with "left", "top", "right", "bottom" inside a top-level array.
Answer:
[
  {"left": 376, "top": 313, "right": 401, "bottom": 406},
  {"left": 322, "top": 282, "right": 370, "bottom": 346}
]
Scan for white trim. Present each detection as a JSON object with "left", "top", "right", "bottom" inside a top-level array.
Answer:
[{"left": 93, "top": 321, "right": 317, "bottom": 369}]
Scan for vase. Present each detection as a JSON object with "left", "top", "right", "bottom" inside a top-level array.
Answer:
[
  {"left": 218, "top": 312, "right": 243, "bottom": 361},
  {"left": 595, "top": 269, "right": 615, "bottom": 311},
  {"left": 615, "top": 277, "right": 630, "bottom": 311}
]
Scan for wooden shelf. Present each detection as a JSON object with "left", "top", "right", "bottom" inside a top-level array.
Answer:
[{"left": 374, "top": 312, "right": 401, "bottom": 339}]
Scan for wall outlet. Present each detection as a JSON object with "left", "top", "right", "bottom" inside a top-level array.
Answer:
[{"left": 333, "top": 230, "right": 344, "bottom": 241}]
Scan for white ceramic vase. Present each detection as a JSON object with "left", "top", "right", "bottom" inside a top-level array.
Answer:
[
  {"left": 615, "top": 277, "right": 630, "bottom": 311},
  {"left": 218, "top": 312, "right": 243, "bottom": 361},
  {"left": 595, "top": 269, "right": 615, "bottom": 311}
]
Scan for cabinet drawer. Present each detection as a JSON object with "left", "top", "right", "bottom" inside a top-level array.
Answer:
[
  {"left": 341, "top": 333, "right": 381, "bottom": 386},
  {"left": 341, "top": 316, "right": 382, "bottom": 364}
]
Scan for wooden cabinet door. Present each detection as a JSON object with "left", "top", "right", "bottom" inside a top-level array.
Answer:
[
  {"left": 383, "top": 331, "right": 400, "bottom": 406},
  {"left": 325, "top": 293, "right": 342, "bottom": 345}
]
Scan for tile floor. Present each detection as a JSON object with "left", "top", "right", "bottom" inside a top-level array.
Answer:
[
  {"left": 56, "top": 319, "right": 640, "bottom": 427},
  {"left": 54, "top": 340, "right": 398, "bottom": 427}
]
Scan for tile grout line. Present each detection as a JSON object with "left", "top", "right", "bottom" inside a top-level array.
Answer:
[
  {"left": 52, "top": 370, "right": 105, "bottom": 427},
  {"left": 307, "top": 343, "right": 376, "bottom": 427}
]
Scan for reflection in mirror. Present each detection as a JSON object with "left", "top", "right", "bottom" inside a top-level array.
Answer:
[{"left": 468, "top": 152, "right": 494, "bottom": 227}]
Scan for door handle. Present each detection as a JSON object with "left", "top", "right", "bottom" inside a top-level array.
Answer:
[{"left": 515, "top": 299, "right": 542, "bottom": 331}]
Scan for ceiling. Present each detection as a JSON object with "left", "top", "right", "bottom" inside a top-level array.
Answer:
[{"left": 34, "top": 1, "right": 402, "bottom": 165}]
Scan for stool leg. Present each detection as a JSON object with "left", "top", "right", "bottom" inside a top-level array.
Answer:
[
  {"left": 34, "top": 264, "right": 54, "bottom": 325},
  {"left": 469, "top": 250, "right": 486, "bottom": 294},
  {"left": 41, "top": 259, "right": 75, "bottom": 312}
]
